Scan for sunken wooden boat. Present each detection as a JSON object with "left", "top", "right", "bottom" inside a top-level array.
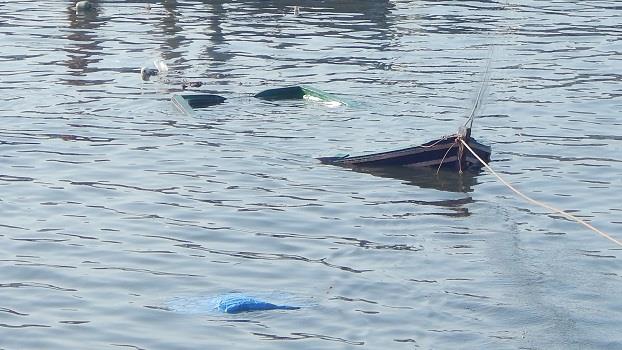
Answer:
[
  {"left": 319, "top": 54, "right": 493, "bottom": 173},
  {"left": 318, "top": 127, "right": 491, "bottom": 172},
  {"left": 349, "top": 165, "right": 483, "bottom": 193}
]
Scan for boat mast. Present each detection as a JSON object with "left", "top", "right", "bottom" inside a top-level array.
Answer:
[
  {"left": 457, "top": 48, "right": 493, "bottom": 172},
  {"left": 464, "top": 47, "right": 494, "bottom": 131}
]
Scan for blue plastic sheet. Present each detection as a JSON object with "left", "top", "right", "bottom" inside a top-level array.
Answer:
[
  {"left": 217, "top": 294, "right": 300, "bottom": 314},
  {"left": 167, "top": 291, "right": 310, "bottom": 315}
]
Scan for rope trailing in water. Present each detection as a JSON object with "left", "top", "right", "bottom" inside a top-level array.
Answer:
[{"left": 459, "top": 139, "right": 622, "bottom": 248}]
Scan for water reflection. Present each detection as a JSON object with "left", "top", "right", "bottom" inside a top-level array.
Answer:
[
  {"left": 62, "top": 2, "right": 106, "bottom": 84},
  {"left": 198, "top": 2, "right": 231, "bottom": 63},
  {"left": 3, "top": 0, "right": 622, "bottom": 349},
  {"left": 158, "top": 0, "right": 185, "bottom": 64},
  {"left": 352, "top": 166, "right": 482, "bottom": 193},
  {"left": 233, "top": 0, "right": 394, "bottom": 26},
  {"left": 153, "top": 0, "right": 397, "bottom": 74},
  {"left": 343, "top": 166, "right": 477, "bottom": 218}
]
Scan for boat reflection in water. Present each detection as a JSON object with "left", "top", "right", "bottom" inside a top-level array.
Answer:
[
  {"left": 351, "top": 165, "right": 483, "bottom": 193},
  {"left": 318, "top": 127, "right": 491, "bottom": 194},
  {"left": 345, "top": 166, "right": 479, "bottom": 218}
]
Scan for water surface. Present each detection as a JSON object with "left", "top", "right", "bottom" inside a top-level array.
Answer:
[{"left": 1, "top": 1, "right": 621, "bottom": 349}]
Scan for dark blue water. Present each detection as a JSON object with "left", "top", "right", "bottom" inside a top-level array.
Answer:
[{"left": 1, "top": 1, "right": 621, "bottom": 349}]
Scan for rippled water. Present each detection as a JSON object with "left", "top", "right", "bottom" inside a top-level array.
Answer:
[{"left": 1, "top": 1, "right": 622, "bottom": 349}]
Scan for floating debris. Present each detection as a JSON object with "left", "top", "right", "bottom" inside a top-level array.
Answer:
[
  {"left": 171, "top": 94, "right": 226, "bottom": 115},
  {"left": 140, "top": 67, "right": 159, "bottom": 81},
  {"left": 254, "top": 85, "right": 346, "bottom": 107},
  {"left": 182, "top": 81, "right": 203, "bottom": 90},
  {"left": 75, "top": 1, "right": 93, "bottom": 13},
  {"left": 166, "top": 292, "right": 310, "bottom": 315},
  {"left": 171, "top": 85, "right": 347, "bottom": 114},
  {"left": 140, "top": 59, "right": 169, "bottom": 81},
  {"left": 216, "top": 294, "right": 300, "bottom": 314}
]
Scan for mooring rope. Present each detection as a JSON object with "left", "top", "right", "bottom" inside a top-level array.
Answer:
[
  {"left": 420, "top": 134, "right": 457, "bottom": 148},
  {"left": 459, "top": 139, "right": 622, "bottom": 248},
  {"left": 436, "top": 140, "right": 457, "bottom": 175}
]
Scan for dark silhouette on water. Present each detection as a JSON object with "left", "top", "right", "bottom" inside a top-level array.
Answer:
[{"left": 352, "top": 166, "right": 483, "bottom": 193}]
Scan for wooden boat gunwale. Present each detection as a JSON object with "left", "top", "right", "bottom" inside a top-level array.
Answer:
[{"left": 317, "top": 129, "right": 491, "bottom": 171}]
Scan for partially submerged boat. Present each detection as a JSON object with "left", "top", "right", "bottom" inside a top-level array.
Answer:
[
  {"left": 254, "top": 85, "right": 345, "bottom": 105},
  {"left": 318, "top": 127, "right": 491, "bottom": 173},
  {"left": 319, "top": 51, "right": 493, "bottom": 174},
  {"left": 171, "top": 85, "right": 344, "bottom": 115},
  {"left": 172, "top": 94, "right": 226, "bottom": 115}
]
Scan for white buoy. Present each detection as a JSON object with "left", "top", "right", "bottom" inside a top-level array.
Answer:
[
  {"left": 75, "top": 1, "right": 93, "bottom": 13},
  {"left": 140, "top": 60, "right": 169, "bottom": 81},
  {"left": 293, "top": 6, "right": 300, "bottom": 16}
]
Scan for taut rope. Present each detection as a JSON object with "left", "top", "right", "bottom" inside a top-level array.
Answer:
[{"left": 460, "top": 139, "right": 622, "bottom": 248}]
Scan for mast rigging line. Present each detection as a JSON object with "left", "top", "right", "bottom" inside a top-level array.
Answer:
[{"left": 465, "top": 47, "right": 495, "bottom": 130}]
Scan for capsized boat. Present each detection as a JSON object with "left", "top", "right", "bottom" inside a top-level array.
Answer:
[{"left": 318, "top": 127, "right": 491, "bottom": 172}]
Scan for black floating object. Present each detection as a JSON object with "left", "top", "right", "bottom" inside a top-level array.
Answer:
[
  {"left": 182, "top": 81, "right": 203, "bottom": 90},
  {"left": 140, "top": 67, "right": 159, "bottom": 81},
  {"left": 318, "top": 128, "right": 491, "bottom": 173},
  {"left": 172, "top": 94, "right": 226, "bottom": 115}
]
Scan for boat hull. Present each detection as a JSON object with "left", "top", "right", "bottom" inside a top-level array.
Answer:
[
  {"left": 172, "top": 94, "right": 226, "bottom": 115},
  {"left": 254, "top": 85, "right": 345, "bottom": 105},
  {"left": 318, "top": 135, "right": 491, "bottom": 171}
]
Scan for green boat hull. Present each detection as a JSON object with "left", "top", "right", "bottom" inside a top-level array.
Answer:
[
  {"left": 172, "top": 94, "right": 226, "bottom": 115},
  {"left": 254, "top": 85, "right": 345, "bottom": 105}
]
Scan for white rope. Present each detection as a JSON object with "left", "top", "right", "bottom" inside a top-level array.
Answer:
[
  {"left": 420, "top": 134, "right": 457, "bottom": 148},
  {"left": 436, "top": 140, "right": 457, "bottom": 175},
  {"left": 460, "top": 139, "right": 622, "bottom": 248}
]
